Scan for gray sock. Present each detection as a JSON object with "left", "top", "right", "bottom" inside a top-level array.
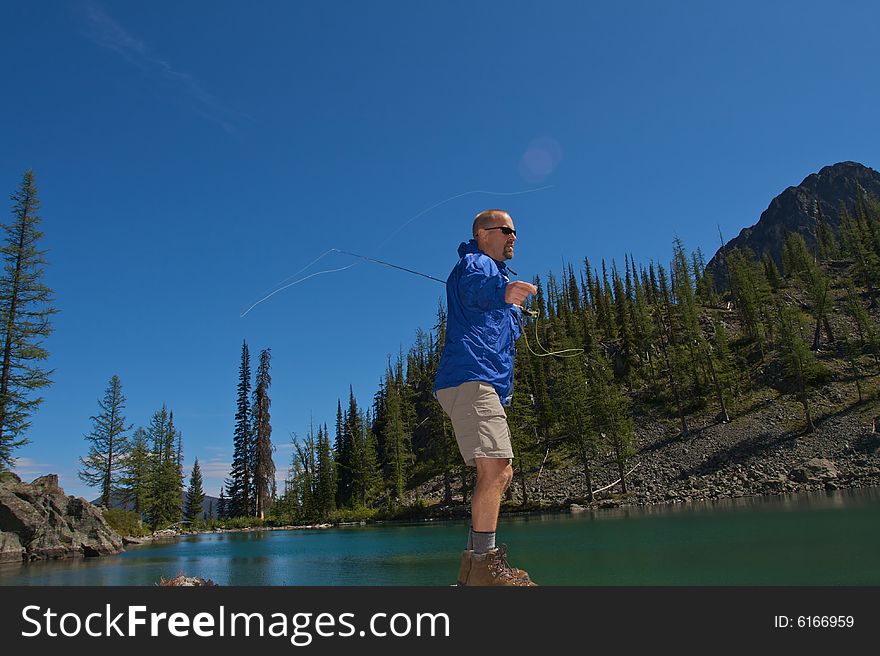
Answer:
[{"left": 472, "top": 530, "right": 496, "bottom": 554}]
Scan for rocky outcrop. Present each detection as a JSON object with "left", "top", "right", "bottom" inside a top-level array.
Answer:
[
  {"left": 706, "top": 161, "right": 880, "bottom": 288},
  {"left": 0, "top": 473, "right": 124, "bottom": 562}
]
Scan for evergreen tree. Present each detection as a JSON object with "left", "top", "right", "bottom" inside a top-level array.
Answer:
[
  {"left": 229, "top": 341, "right": 252, "bottom": 517},
  {"left": 507, "top": 345, "right": 543, "bottom": 506},
  {"left": 315, "top": 422, "right": 337, "bottom": 516},
  {"left": 775, "top": 304, "right": 823, "bottom": 432},
  {"left": 815, "top": 202, "right": 839, "bottom": 262},
  {"left": 655, "top": 263, "right": 689, "bottom": 435},
  {"left": 78, "top": 375, "right": 132, "bottom": 507},
  {"left": 629, "top": 262, "right": 656, "bottom": 386},
  {"left": 334, "top": 398, "right": 353, "bottom": 508},
  {"left": 0, "top": 170, "right": 57, "bottom": 470},
  {"left": 762, "top": 254, "right": 783, "bottom": 291},
  {"left": 252, "top": 348, "right": 276, "bottom": 518},
  {"left": 708, "top": 319, "right": 736, "bottom": 422},
  {"left": 783, "top": 232, "right": 834, "bottom": 350},
  {"left": 726, "top": 248, "right": 774, "bottom": 349},
  {"left": 119, "top": 426, "right": 151, "bottom": 515},
  {"left": 348, "top": 393, "right": 380, "bottom": 507},
  {"left": 692, "top": 247, "right": 718, "bottom": 305},
  {"left": 611, "top": 261, "right": 637, "bottom": 379},
  {"left": 145, "top": 406, "right": 183, "bottom": 529},
  {"left": 671, "top": 238, "right": 705, "bottom": 397},
  {"left": 380, "top": 362, "right": 411, "bottom": 505},
  {"left": 217, "top": 483, "right": 229, "bottom": 520},
  {"left": 597, "top": 261, "right": 616, "bottom": 340},
  {"left": 841, "top": 282, "right": 880, "bottom": 372},
  {"left": 184, "top": 458, "right": 205, "bottom": 524},
  {"left": 839, "top": 203, "right": 880, "bottom": 306},
  {"left": 585, "top": 351, "right": 635, "bottom": 492},
  {"left": 561, "top": 355, "right": 602, "bottom": 501},
  {"left": 292, "top": 428, "right": 318, "bottom": 519}
]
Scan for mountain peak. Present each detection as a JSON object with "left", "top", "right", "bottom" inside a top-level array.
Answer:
[{"left": 707, "top": 161, "right": 880, "bottom": 285}]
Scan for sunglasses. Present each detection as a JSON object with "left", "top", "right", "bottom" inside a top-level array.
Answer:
[{"left": 483, "top": 226, "right": 517, "bottom": 237}]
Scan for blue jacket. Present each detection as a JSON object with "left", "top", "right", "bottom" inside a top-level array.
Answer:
[{"left": 434, "top": 240, "right": 522, "bottom": 405}]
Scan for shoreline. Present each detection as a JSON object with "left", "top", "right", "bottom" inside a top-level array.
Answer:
[{"left": 130, "top": 481, "right": 879, "bottom": 543}]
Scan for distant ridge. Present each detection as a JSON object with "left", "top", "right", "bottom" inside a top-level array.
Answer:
[{"left": 91, "top": 493, "right": 221, "bottom": 520}]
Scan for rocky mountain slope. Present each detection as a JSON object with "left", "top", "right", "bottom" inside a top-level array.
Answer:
[{"left": 706, "top": 161, "right": 880, "bottom": 287}]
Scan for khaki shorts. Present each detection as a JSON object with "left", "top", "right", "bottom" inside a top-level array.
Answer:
[{"left": 436, "top": 381, "right": 514, "bottom": 467}]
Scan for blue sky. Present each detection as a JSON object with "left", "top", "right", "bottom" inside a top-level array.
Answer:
[{"left": 2, "top": 1, "right": 878, "bottom": 499}]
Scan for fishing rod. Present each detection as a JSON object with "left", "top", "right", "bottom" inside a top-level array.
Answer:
[
  {"left": 335, "top": 249, "right": 583, "bottom": 359},
  {"left": 332, "top": 249, "right": 446, "bottom": 284}
]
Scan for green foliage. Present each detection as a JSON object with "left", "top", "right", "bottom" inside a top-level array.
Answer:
[
  {"left": 0, "top": 170, "right": 57, "bottom": 470},
  {"left": 143, "top": 406, "right": 184, "bottom": 530},
  {"left": 327, "top": 505, "right": 379, "bottom": 523},
  {"left": 775, "top": 303, "right": 827, "bottom": 431},
  {"left": 119, "top": 427, "right": 151, "bottom": 515},
  {"left": 815, "top": 202, "right": 839, "bottom": 262},
  {"left": 78, "top": 375, "right": 132, "bottom": 507},
  {"left": 184, "top": 458, "right": 205, "bottom": 523},
  {"left": 102, "top": 508, "right": 148, "bottom": 538},
  {"left": 726, "top": 248, "right": 774, "bottom": 347},
  {"left": 229, "top": 340, "right": 252, "bottom": 518}
]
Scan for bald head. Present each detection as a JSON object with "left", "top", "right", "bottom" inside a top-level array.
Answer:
[{"left": 472, "top": 210, "right": 511, "bottom": 238}]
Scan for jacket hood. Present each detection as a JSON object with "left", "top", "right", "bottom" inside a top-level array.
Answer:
[
  {"left": 457, "top": 239, "right": 507, "bottom": 269},
  {"left": 457, "top": 239, "right": 481, "bottom": 258}
]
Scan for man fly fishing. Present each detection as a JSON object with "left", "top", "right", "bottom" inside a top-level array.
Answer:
[{"left": 434, "top": 209, "right": 538, "bottom": 586}]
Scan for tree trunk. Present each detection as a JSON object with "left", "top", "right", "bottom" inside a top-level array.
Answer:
[
  {"left": 613, "top": 440, "right": 627, "bottom": 494},
  {"left": 705, "top": 350, "right": 730, "bottom": 423},
  {"left": 581, "top": 443, "right": 594, "bottom": 502},
  {"left": 822, "top": 316, "right": 835, "bottom": 345}
]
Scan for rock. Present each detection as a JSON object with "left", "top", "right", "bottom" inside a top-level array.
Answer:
[
  {"left": 158, "top": 574, "right": 217, "bottom": 586},
  {"left": 789, "top": 458, "right": 839, "bottom": 483},
  {"left": 569, "top": 503, "right": 586, "bottom": 513},
  {"left": 0, "top": 530, "right": 24, "bottom": 563},
  {"left": 761, "top": 474, "right": 788, "bottom": 492},
  {"left": 0, "top": 474, "right": 124, "bottom": 561}
]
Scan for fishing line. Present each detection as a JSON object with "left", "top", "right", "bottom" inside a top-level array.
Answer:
[
  {"left": 242, "top": 250, "right": 582, "bottom": 358},
  {"left": 293, "top": 250, "right": 583, "bottom": 359},
  {"left": 239, "top": 249, "right": 359, "bottom": 317},
  {"left": 374, "top": 185, "right": 553, "bottom": 251},
  {"left": 516, "top": 310, "right": 584, "bottom": 359},
  {"left": 240, "top": 184, "right": 554, "bottom": 318}
]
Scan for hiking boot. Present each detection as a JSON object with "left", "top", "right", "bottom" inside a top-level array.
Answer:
[
  {"left": 496, "top": 544, "right": 533, "bottom": 583},
  {"left": 457, "top": 548, "right": 532, "bottom": 585},
  {"left": 460, "top": 547, "right": 537, "bottom": 586}
]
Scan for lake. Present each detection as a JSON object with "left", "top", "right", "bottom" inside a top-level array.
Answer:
[{"left": 1, "top": 488, "right": 878, "bottom": 586}]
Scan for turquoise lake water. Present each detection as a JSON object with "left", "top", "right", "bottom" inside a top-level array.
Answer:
[{"left": 1, "top": 488, "right": 878, "bottom": 586}]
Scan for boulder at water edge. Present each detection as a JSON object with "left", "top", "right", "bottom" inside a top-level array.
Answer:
[{"left": 0, "top": 473, "right": 124, "bottom": 562}]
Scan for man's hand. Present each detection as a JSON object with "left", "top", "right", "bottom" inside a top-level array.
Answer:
[{"left": 505, "top": 281, "right": 537, "bottom": 306}]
